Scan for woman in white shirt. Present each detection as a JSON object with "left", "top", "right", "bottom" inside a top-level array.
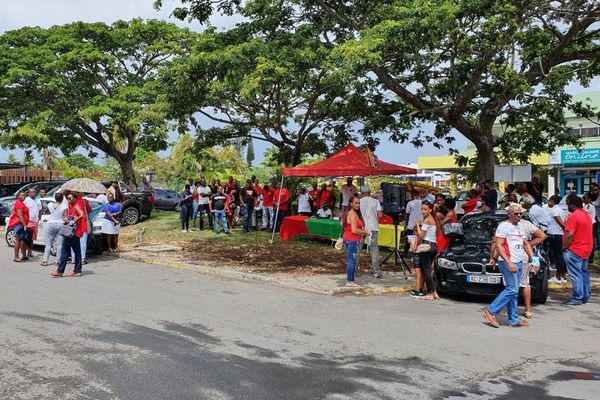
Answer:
[
  {"left": 413, "top": 201, "right": 439, "bottom": 300},
  {"left": 41, "top": 192, "right": 67, "bottom": 266},
  {"left": 297, "top": 187, "right": 312, "bottom": 216},
  {"left": 544, "top": 195, "right": 567, "bottom": 283}
]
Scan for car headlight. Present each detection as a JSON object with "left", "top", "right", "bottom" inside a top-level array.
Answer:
[{"left": 437, "top": 258, "right": 458, "bottom": 270}]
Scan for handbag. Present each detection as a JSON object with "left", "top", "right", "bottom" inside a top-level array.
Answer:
[
  {"left": 442, "top": 223, "right": 464, "bottom": 238},
  {"left": 334, "top": 237, "right": 343, "bottom": 250},
  {"left": 58, "top": 224, "right": 76, "bottom": 238}
]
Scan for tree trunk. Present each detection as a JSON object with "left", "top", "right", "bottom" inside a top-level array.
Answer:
[
  {"left": 473, "top": 131, "right": 496, "bottom": 182},
  {"left": 290, "top": 143, "right": 303, "bottom": 166},
  {"left": 116, "top": 154, "right": 137, "bottom": 188}
]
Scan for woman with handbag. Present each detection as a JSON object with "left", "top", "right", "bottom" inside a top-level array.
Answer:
[
  {"left": 436, "top": 197, "right": 458, "bottom": 253},
  {"left": 41, "top": 192, "right": 67, "bottom": 266},
  {"left": 51, "top": 193, "right": 85, "bottom": 278},
  {"left": 413, "top": 201, "right": 439, "bottom": 300},
  {"left": 342, "top": 195, "right": 370, "bottom": 287}
]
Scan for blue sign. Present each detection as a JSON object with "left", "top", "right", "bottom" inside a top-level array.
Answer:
[{"left": 561, "top": 148, "right": 600, "bottom": 164}]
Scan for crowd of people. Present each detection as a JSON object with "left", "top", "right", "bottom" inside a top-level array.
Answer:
[{"left": 8, "top": 180, "right": 125, "bottom": 277}]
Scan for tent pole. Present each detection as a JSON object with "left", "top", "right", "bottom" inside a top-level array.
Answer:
[{"left": 270, "top": 175, "right": 285, "bottom": 244}]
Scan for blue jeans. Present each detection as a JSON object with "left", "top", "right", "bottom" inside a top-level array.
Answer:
[
  {"left": 192, "top": 200, "right": 199, "bottom": 221},
  {"left": 58, "top": 235, "right": 82, "bottom": 274},
  {"left": 242, "top": 205, "right": 254, "bottom": 232},
  {"left": 72, "top": 231, "right": 88, "bottom": 261},
  {"left": 214, "top": 210, "right": 228, "bottom": 233},
  {"left": 262, "top": 206, "right": 274, "bottom": 229},
  {"left": 180, "top": 204, "right": 192, "bottom": 230},
  {"left": 564, "top": 250, "right": 591, "bottom": 303},
  {"left": 487, "top": 260, "right": 524, "bottom": 326},
  {"left": 344, "top": 239, "right": 360, "bottom": 282}
]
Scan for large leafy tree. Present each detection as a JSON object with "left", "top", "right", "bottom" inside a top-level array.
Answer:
[
  {"left": 0, "top": 19, "right": 196, "bottom": 186},
  {"left": 157, "top": 0, "right": 600, "bottom": 181},
  {"left": 162, "top": 10, "right": 359, "bottom": 166}
]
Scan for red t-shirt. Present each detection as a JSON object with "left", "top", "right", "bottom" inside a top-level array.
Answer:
[
  {"left": 74, "top": 198, "right": 88, "bottom": 238},
  {"left": 463, "top": 198, "right": 478, "bottom": 214},
  {"left": 8, "top": 199, "right": 30, "bottom": 229},
  {"left": 309, "top": 189, "right": 320, "bottom": 207},
  {"left": 262, "top": 188, "right": 275, "bottom": 207},
  {"left": 564, "top": 208, "right": 593, "bottom": 259},
  {"left": 318, "top": 190, "right": 334, "bottom": 208},
  {"left": 273, "top": 188, "right": 291, "bottom": 211}
]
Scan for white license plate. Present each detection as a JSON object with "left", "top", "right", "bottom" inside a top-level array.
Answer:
[{"left": 467, "top": 275, "right": 501, "bottom": 284}]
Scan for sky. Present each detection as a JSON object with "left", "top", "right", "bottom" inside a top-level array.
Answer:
[{"left": 0, "top": 0, "right": 598, "bottom": 167}]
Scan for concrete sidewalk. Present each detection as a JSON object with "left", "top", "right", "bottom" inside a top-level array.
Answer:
[{"left": 116, "top": 249, "right": 600, "bottom": 297}]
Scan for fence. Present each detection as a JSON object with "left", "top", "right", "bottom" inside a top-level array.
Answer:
[{"left": 0, "top": 167, "right": 64, "bottom": 185}]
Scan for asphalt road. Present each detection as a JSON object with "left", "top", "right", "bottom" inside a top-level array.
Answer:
[{"left": 1, "top": 244, "right": 599, "bottom": 400}]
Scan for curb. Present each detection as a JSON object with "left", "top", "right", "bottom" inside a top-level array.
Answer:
[{"left": 116, "top": 252, "right": 414, "bottom": 297}]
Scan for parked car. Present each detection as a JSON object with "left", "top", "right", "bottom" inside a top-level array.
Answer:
[
  {"left": 103, "top": 181, "right": 154, "bottom": 225},
  {"left": 435, "top": 211, "right": 548, "bottom": 303},
  {"left": 0, "top": 179, "right": 68, "bottom": 223},
  {"left": 5, "top": 196, "right": 105, "bottom": 256},
  {"left": 153, "top": 188, "right": 181, "bottom": 211}
]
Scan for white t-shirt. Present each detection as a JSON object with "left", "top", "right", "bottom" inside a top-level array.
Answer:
[
  {"left": 496, "top": 221, "right": 527, "bottom": 263},
  {"left": 421, "top": 223, "right": 437, "bottom": 243},
  {"left": 316, "top": 208, "right": 332, "bottom": 218},
  {"left": 405, "top": 199, "right": 423, "bottom": 230},
  {"left": 297, "top": 193, "right": 312, "bottom": 213},
  {"left": 48, "top": 201, "right": 67, "bottom": 224},
  {"left": 545, "top": 205, "right": 565, "bottom": 235},
  {"left": 528, "top": 204, "right": 551, "bottom": 232},
  {"left": 197, "top": 186, "right": 212, "bottom": 205},
  {"left": 340, "top": 185, "right": 357, "bottom": 206},
  {"left": 584, "top": 203, "right": 596, "bottom": 223},
  {"left": 360, "top": 196, "right": 381, "bottom": 232},
  {"left": 24, "top": 196, "right": 39, "bottom": 223}
]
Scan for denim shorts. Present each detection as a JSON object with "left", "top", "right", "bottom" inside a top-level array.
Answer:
[{"left": 13, "top": 223, "right": 32, "bottom": 241}]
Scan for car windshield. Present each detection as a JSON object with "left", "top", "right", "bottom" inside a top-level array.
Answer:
[{"left": 462, "top": 216, "right": 505, "bottom": 242}]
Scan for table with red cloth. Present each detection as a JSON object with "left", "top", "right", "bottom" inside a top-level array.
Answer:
[{"left": 279, "top": 215, "right": 310, "bottom": 241}]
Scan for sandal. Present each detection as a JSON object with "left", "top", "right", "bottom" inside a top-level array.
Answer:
[
  {"left": 13, "top": 258, "right": 21, "bottom": 263},
  {"left": 523, "top": 311, "right": 533, "bottom": 319},
  {"left": 417, "top": 294, "right": 435, "bottom": 300},
  {"left": 67, "top": 272, "right": 82, "bottom": 277},
  {"left": 41, "top": 261, "right": 48, "bottom": 266},
  {"left": 345, "top": 282, "right": 361, "bottom": 288},
  {"left": 50, "top": 272, "right": 63, "bottom": 278}
]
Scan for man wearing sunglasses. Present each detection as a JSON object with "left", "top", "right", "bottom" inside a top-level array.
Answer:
[{"left": 483, "top": 205, "right": 534, "bottom": 328}]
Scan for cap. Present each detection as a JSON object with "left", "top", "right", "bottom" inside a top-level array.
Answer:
[{"left": 361, "top": 185, "right": 371, "bottom": 193}]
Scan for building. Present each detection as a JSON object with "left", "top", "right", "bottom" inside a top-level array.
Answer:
[{"left": 418, "top": 91, "right": 600, "bottom": 196}]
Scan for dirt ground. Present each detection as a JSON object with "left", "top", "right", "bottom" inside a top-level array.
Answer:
[{"left": 119, "top": 211, "right": 406, "bottom": 275}]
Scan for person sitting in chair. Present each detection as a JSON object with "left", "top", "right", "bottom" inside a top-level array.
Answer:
[{"left": 316, "top": 203, "right": 333, "bottom": 219}]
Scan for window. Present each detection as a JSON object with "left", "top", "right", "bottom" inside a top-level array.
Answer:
[{"left": 581, "top": 127, "right": 600, "bottom": 138}]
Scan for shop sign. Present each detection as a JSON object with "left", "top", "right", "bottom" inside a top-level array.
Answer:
[{"left": 561, "top": 148, "right": 600, "bottom": 164}]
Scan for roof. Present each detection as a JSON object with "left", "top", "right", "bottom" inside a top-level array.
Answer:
[
  {"left": 565, "top": 91, "right": 600, "bottom": 119},
  {"left": 282, "top": 144, "right": 417, "bottom": 177}
]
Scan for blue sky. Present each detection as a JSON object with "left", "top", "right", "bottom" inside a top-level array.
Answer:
[{"left": 1, "top": 0, "right": 597, "bottom": 166}]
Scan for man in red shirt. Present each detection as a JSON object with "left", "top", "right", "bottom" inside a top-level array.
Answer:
[
  {"left": 309, "top": 182, "right": 320, "bottom": 215},
  {"left": 563, "top": 194, "right": 593, "bottom": 305},
  {"left": 273, "top": 184, "right": 291, "bottom": 232},
  {"left": 261, "top": 184, "right": 275, "bottom": 230},
  {"left": 318, "top": 183, "right": 334, "bottom": 209}
]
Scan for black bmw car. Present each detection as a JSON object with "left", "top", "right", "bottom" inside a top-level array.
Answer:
[{"left": 435, "top": 211, "right": 548, "bottom": 303}]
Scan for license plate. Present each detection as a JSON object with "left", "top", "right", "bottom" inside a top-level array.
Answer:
[{"left": 467, "top": 275, "right": 501, "bottom": 284}]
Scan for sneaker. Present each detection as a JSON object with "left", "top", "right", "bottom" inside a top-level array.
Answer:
[
  {"left": 182, "top": 230, "right": 187, "bottom": 233},
  {"left": 561, "top": 278, "right": 568, "bottom": 284},
  {"left": 374, "top": 273, "right": 383, "bottom": 279},
  {"left": 548, "top": 264, "right": 557, "bottom": 270},
  {"left": 582, "top": 298, "right": 590, "bottom": 304},
  {"left": 409, "top": 290, "right": 424, "bottom": 298},
  {"left": 564, "top": 299, "right": 582, "bottom": 306},
  {"left": 548, "top": 277, "right": 561, "bottom": 284}
]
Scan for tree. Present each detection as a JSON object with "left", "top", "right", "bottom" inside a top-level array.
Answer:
[
  {"left": 0, "top": 19, "right": 197, "bottom": 186},
  {"left": 158, "top": 0, "right": 600, "bottom": 181},
  {"left": 6, "top": 154, "right": 19, "bottom": 164},
  {"left": 245, "top": 139, "right": 255, "bottom": 166},
  {"left": 162, "top": 18, "right": 355, "bottom": 166}
]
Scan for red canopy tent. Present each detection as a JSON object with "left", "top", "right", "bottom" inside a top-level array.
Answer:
[
  {"left": 270, "top": 144, "right": 416, "bottom": 242},
  {"left": 282, "top": 143, "right": 416, "bottom": 177}
]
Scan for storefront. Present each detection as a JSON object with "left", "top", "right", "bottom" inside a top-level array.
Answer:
[{"left": 552, "top": 147, "right": 600, "bottom": 195}]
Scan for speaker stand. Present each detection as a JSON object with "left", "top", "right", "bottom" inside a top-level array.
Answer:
[{"left": 380, "top": 214, "right": 412, "bottom": 279}]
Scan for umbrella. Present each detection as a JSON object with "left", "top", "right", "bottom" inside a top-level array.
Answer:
[{"left": 60, "top": 178, "right": 107, "bottom": 194}]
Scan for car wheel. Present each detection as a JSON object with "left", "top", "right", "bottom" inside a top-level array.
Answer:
[
  {"left": 534, "top": 268, "right": 548, "bottom": 304},
  {"left": 5, "top": 229, "right": 16, "bottom": 248},
  {"left": 174, "top": 203, "right": 181, "bottom": 212},
  {"left": 122, "top": 207, "right": 141, "bottom": 225}
]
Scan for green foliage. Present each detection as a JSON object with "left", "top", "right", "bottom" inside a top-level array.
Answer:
[
  {"left": 6, "top": 154, "right": 19, "bottom": 164},
  {"left": 160, "top": 0, "right": 600, "bottom": 181},
  {"left": 162, "top": 17, "right": 351, "bottom": 166},
  {"left": 0, "top": 19, "right": 198, "bottom": 185}
]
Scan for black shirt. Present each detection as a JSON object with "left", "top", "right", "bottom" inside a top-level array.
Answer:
[
  {"left": 180, "top": 190, "right": 193, "bottom": 207},
  {"left": 211, "top": 193, "right": 227, "bottom": 211},
  {"left": 484, "top": 189, "right": 498, "bottom": 211},
  {"left": 241, "top": 185, "right": 256, "bottom": 207}
]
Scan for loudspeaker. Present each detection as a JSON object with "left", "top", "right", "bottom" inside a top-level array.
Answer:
[{"left": 382, "top": 183, "right": 406, "bottom": 214}]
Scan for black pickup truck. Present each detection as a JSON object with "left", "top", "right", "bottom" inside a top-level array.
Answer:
[{"left": 104, "top": 181, "right": 154, "bottom": 225}]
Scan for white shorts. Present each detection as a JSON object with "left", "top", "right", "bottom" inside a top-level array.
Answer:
[
  {"left": 101, "top": 219, "right": 120, "bottom": 235},
  {"left": 519, "top": 266, "right": 530, "bottom": 288}
]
